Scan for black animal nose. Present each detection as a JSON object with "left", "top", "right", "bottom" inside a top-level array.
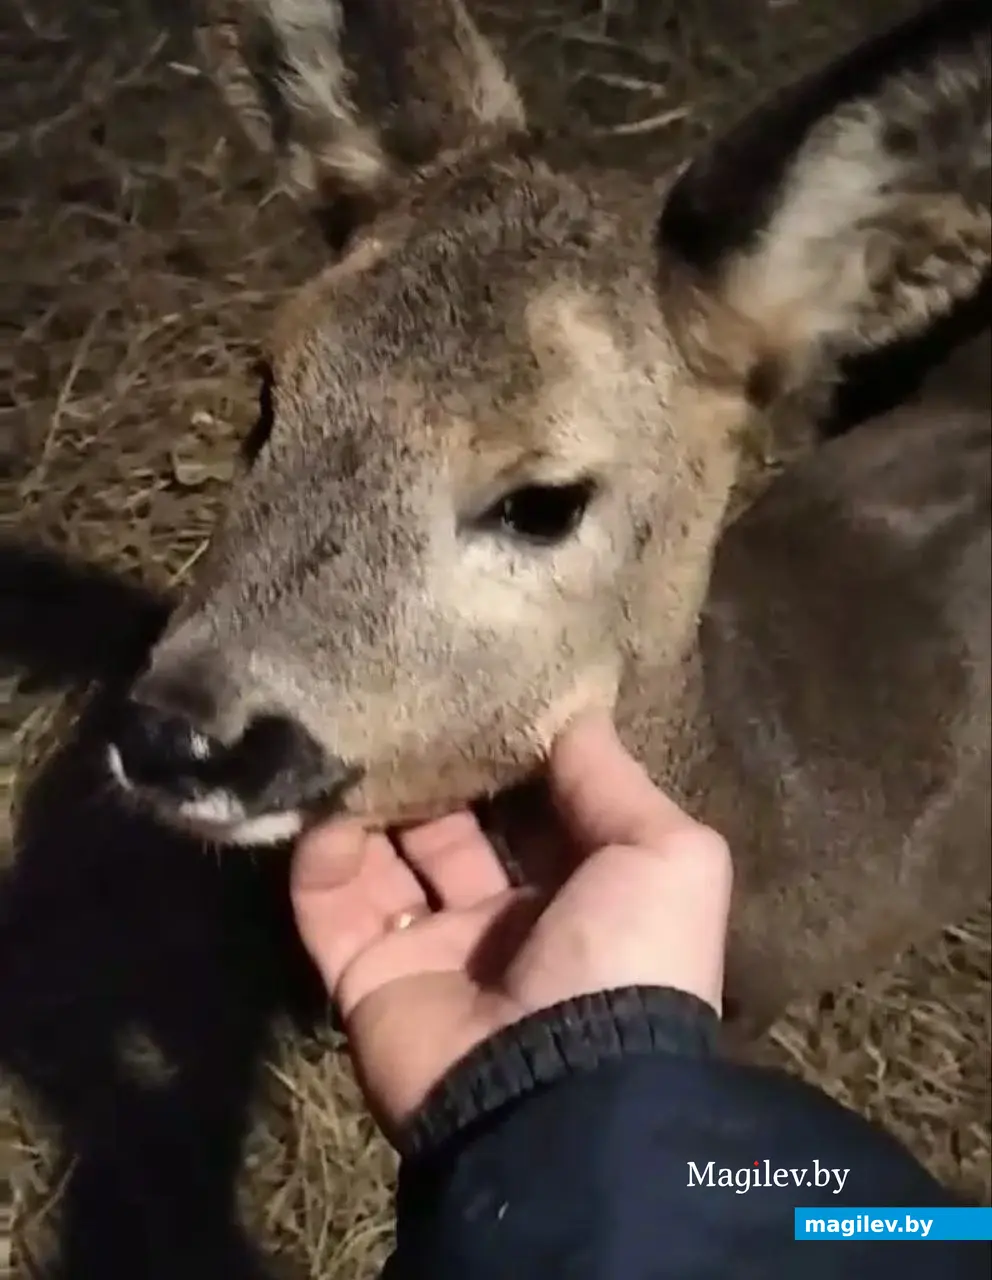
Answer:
[
  {"left": 110, "top": 690, "right": 361, "bottom": 813},
  {"left": 112, "top": 699, "right": 223, "bottom": 793}
]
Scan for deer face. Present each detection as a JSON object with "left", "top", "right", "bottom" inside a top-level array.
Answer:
[
  {"left": 107, "top": 1, "right": 989, "bottom": 842},
  {"left": 114, "top": 158, "right": 741, "bottom": 840}
]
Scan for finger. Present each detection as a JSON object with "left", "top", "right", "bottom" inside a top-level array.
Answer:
[
  {"left": 549, "top": 709, "right": 701, "bottom": 851},
  {"left": 291, "top": 824, "right": 428, "bottom": 994},
  {"left": 396, "top": 810, "right": 511, "bottom": 909},
  {"left": 291, "top": 817, "right": 367, "bottom": 893}
]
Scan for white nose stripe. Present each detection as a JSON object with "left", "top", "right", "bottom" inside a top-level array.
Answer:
[
  {"left": 107, "top": 745, "right": 132, "bottom": 791},
  {"left": 178, "top": 792, "right": 244, "bottom": 825}
]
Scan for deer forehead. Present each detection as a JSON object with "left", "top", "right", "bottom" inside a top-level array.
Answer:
[{"left": 267, "top": 274, "right": 680, "bottom": 491}]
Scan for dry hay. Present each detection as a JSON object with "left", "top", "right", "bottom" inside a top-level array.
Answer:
[{"left": 1, "top": 0, "right": 989, "bottom": 1277}]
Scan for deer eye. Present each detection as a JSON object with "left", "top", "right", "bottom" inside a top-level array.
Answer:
[
  {"left": 240, "top": 361, "right": 275, "bottom": 464},
  {"left": 478, "top": 479, "right": 596, "bottom": 546}
]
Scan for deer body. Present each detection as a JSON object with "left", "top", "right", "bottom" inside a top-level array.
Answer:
[{"left": 683, "top": 368, "right": 991, "bottom": 1033}]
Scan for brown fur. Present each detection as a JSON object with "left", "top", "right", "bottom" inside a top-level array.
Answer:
[
  {"left": 120, "top": 0, "right": 991, "bottom": 1036},
  {"left": 680, "top": 334, "right": 990, "bottom": 1040}
]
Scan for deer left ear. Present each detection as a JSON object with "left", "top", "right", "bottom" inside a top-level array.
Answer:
[
  {"left": 655, "top": 0, "right": 990, "bottom": 405},
  {"left": 196, "top": 0, "right": 527, "bottom": 214}
]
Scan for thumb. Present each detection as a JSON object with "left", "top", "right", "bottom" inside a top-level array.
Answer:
[
  {"left": 292, "top": 817, "right": 368, "bottom": 898},
  {"left": 548, "top": 709, "right": 700, "bottom": 851}
]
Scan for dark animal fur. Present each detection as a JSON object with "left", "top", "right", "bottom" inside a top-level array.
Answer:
[{"left": 0, "top": 547, "right": 325, "bottom": 1279}]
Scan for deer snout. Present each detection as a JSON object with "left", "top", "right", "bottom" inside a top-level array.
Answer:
[{"left": 106, "top": 670, "right": 363, "bottom": 845}]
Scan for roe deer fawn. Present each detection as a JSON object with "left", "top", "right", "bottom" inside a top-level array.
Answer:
[{"left": 118, "top": 0, "right": 987, "bottom": 1027}]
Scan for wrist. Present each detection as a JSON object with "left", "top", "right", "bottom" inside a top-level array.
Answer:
[{"left": 398, "top": 983, "right": 720, "bottom": 1159}]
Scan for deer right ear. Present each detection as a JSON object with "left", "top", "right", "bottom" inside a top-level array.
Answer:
[
  {"left": 196, "top": 0, "right": 386, "bottom": 201},
  {"left": 196, "top": 0, "right": 526, "bottom": 214},
  {"left": 655, "top": 0, "right": 990, "bottom": 407}
]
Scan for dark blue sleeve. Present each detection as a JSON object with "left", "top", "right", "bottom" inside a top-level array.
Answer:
[{"left": 379, "top": 987, "right": 990, "bottom": 1280}]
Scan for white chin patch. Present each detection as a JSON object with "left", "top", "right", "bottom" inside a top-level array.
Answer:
[
  {"left": 223, "top": 810, "right": 305, "bottom": 847},
  {"left": 177, "top": 792, "right": 303, "bottom": 847},
  {"left": 177, "top": 790, "right": 243, "bottom": 827}
]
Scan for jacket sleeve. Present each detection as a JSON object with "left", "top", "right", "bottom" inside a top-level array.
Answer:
[{"left": 379, "top": 985, "right": 990, "bottom": 1280}]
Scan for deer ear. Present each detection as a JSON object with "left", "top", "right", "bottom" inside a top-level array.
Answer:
[
  {"left": 196, "top": 0, "right": 526, "bottom": 208},
  {"left": 655, "top": 0, "right": 990, "bottom": 405}
]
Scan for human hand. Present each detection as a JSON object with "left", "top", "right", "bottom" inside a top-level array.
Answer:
[{"left": 290, "top": 710, "right": 732, "bottom": 1142}]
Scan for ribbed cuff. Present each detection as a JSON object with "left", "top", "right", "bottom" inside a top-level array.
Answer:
[{"left": 400, "top": 984, "right": 720, "bottom": 1159}]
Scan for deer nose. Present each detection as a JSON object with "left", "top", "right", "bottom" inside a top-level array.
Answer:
[
  {"left": 112, "top": 699, "right": 222, "bottom": 793},
  {"left": 108, "top": 683, "right": 362, "bottom": 814}
]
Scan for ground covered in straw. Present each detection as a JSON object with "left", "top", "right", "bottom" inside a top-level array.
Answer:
[{"left": 2, "top": 1, "right": 989, "bottom": 1277}]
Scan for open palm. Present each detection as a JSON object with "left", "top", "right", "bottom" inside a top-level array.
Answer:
[{"left": 290, "top": 712, "right": 732, "bottom": 1141}]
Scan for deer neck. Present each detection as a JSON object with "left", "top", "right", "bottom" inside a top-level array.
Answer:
[
  {"left": 616, "top": 638, "right": 707, "bottom": 784},
  {"left": 614, "top": 593, "right": 755, "bottom": 849}
]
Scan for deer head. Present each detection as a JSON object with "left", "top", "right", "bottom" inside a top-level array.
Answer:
[{"left": 105, "top": 0, "right": 990, "bottom": 843}]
